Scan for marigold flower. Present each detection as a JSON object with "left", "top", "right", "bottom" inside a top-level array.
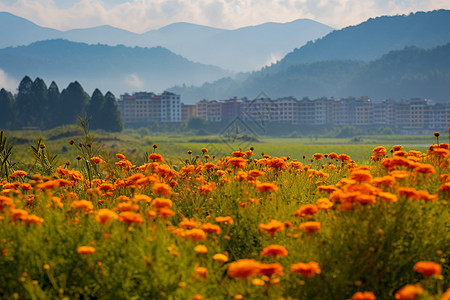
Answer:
[
  {"left": 212, "top": 253, "right": 228, "bottom": 262},
  {"left": 22, "top": 214, "right": 44, "bottom": 226},
  {"left": 116, "top": 153, "right": 126, "bottom": 160},
  {"left": 77, "top": 246, "right": 95, "bottom": 255},
  {"left": 299, "top": 221, "right": 321, "bottom": 234},
  {"left": 179, "top": 218, "right": 201, "bottom": 228},
  {"left": 316, "top": 198, "right": 333, "bottom": 210},
  {"left": 268, "top": 157, "right": 287, "bottom": 169},
  {"left": 182, "top": 228, "right": 206, "bottom": 241},
  {"left": 259, "top": 219, "right": 284, "bottom": 236},
  {"left": 441, "top": 288, "right": 450, "bottom": 300},
  {"left": 352, "top": 291, "right": 376, "bottom": 300},
  {"left": 228, "top": 259, "right": 262, "bottom": 279},
  {"left": 148, "top": 153, "right": 164, "bottom": 162},
  {"left": 9, "top": 170, "right": 27, "bottom": 179},
  {"left": 394, "top": 284, "right": 423, "bottom": 300},
  {"left": 413, "top": 261, "right": 441, "bottom": 277},
  {"left": 150, "top": 198, "right": 172, "bottom": 211},
  {"left": 372, "top": 146, "right": 387, "bottom": 160},
  {"left": 193, "top": 266, "right": 208, "bottom": 280},
  {"left": 118, "top": 211, "right": 143, "bottom": 225},
  {"left": 317, "top": 185, "right": 338, "bottom": 194},
  {"left": 96, "top": 209, "right": 119, "bottom": 224},
  {"left": 90, "top": 157, "right": 105, "bottom": 164},
  {"left": 248, "top": 169, "right": 265, "bottom": 177},
  {"left": 201, "top": 223, "right": 222, "bottom": 234},
  {"left": 117, "top": 202, "right": 140, "bottom": 212},
  {"left": 71, "top": 200, "right": 94, "bottom": 212},
  {"left": 251, "top": 278, "right": 265, "bottom": 286},
  {"left": 376, "top": 192, "right": 398, "bottom": 203},
  {"left": 11, "top": 208, "right": 29, "bottom": 222},
  {"left": 372, "top": 176, "right": 396, "bottom": 187},
  {"left": 158, "top": 207, "right": 175, "bottom": 219},
  {"left": 133, "top": 194, "right": 152, "bottom": 203},
  {"left": 294, "top": 204, "right": 319, "bottom": 217},
  {"left": 260, "top": 245, "right": 288, "bottom": 257},
  {"left": 201, "top": 148, "right": 208, "bottom": 153},
  {"left": 228, "top": 157, "right": 247, "bottom": 168},
  {"left": 258, "top": 263, "right": 284, "bottom": 276},
  {"left": 313, "top": 153, "right": 324, "bottom": 160},
  {"left": 350, "top": 170, "right": 372, "bottom": 182},
  {"left": 255, "top": 182, "right": 278, "bottom": 193},
  {"left": 215, "top": 216, "right": 233, "bottom": 224},
  {"left": 337, "top": 154, "right": 351, "bottom": 161},
  {"left": 194, "top": 245, "right": 208, "bottom": 254},
  {"left": 152, "top": 182, "right": 171, "bottom": 196},
  {"left": 290, "top": 261, "right": 321, "bottom": 277}
]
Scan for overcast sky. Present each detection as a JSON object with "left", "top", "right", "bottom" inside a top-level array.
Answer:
[{"left": 1, "top": 0, "right": 449, "bottom": 33}]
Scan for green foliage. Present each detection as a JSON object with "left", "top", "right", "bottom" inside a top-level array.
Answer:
[{"left": 0, "top": 130, "right": 15, "bottom": 180}]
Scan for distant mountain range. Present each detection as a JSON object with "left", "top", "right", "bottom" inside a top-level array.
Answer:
[
  {"left": 170, "top": 10, "right": 450, "bottom": 103},
  {"left": 0, "top": 39, "right": 230, "bottom": 95},
  {"left": 0, "top": 12, "right": 334, "bottom": 72}
]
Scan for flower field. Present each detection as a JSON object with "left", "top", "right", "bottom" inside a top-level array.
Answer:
[{"left": 0, "top": 131, "right": 449, "bottom": 300}]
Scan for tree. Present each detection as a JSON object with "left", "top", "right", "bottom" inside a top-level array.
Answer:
[
  {"left": 0, "top": 88, "right": 15, "bottom": 129},
  {"left": 15, "top": 76, "right": 34, "bottom": 128},
  {"left": 60, "top": 81, "right": 89, "bottom": 125},
  {"left": 48, "top": 81, "right": 61, "bottom": 127},
  {"left": 87, "top": 89, "right": 105, "bottom": 130},
  {"left": 101, "top": 92, "right": 123, "bottom": 132},
  {"left": 32, "top": 77, "right": 49, "bottom": 128}
]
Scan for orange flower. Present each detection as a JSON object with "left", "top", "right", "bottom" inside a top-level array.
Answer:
[
  {"left": 376, "top": 192, "right": 398, "bottom": 203},
  {"left": 337, "top": 154, "right": 351, "bottom": 161},
  {"left": 148, "top": 153, "right": 164, "bottom": 162},
  {"left": 290, "top": 261, "right": 321, "bottom": 277},
  {"left": 228, "top": 157, "right": 247, "bottom": 168},
  {"left": 118, "top": 211, "right": 143, "bottom": 225},
  {"left": 90, "top": 157, "right": 105, "bottom": 164},
  {"left": 255, "top": 182, "right": 278, "bottom": 193},
  {"left": 413, "top": 261, "right": 441, "bottom": 277},
  {"left": 268, "top": 157, "right": 287, "bottom": 169},
  {"left": 117, "top": 202, "right": 140, "bottom": 212},
  {"left": 294, "top": 204, "right": 319, "bottom": 217},
  {"left": 179, "top": 218, "right": 201, "bottom": 228},
  {"left": 317, "top": 185, "right": 338, "bottom": 194},
  {"left": 22, "top": 214, "right": 44, "bottom": 226},
  {"left": 193, "top": 266, "right": 208, "bottom": 280},
  {"left": 299, "top": 221, "right": 321, "bottom": 234},
  {"left": 194, "top": 245, "right": 208, "bottom": 254},
  {"left": 8, "top": 170, "right": 27, "bottom": 179},
  {"left": 260, "top": 245, "right": 288, "bottom": 257},
  {"left": 350, "top": 170, "right": 372, "bottom": 182},
  {"left": 152, "top": 197, "right": 172, "bottom": 210},
  {"left": 313, "top": 153, "right": 324, "bottom": 160},
  {"left": 152, "top": 182, "right": 171, "bottom": 196},
  {"left": 372, "top": 176, "right": 396, "bottom": 187},
  {"left": 227, "top": 259, "right": 262, "bottom": 279},
  {"left": 248, "top": 169, "right": 265, "bottom": 178},
  {"left": 10, "top": 208, "right": 28, "bottom": 222},
  {"left": 158, "top": 207, "right": 175, "bottom": 219},
  {"left": 394, "top": 284, "right": 423, "bottom": 300},
  {"left": 96, "top": 209, "right": 119, "bottom": 224},
  {"left": 372, "top": 146, "right": 387, "bottom": 160},
  {"left": 352, "top": 291, "right": 376, "bottom": 300},
  {"left": 259, "top": 219, "right": 284, "bottom": 236},
  {"left": 182, "top": 229, "right": 206, "bottom": 241},
  {"left": 316, "top": 198, "right": 333, "bottom": 210},
  {"left": 77, "top": 246, "right": 95, "bottom": 255},
  {"left": 116, "top": 153, "right": 126, "bottom": 160},
  {"left": 201, "top": 223, "right": 222, "bottom": 234},
  {"left": 212, "top": 253, "right": 229, "bottom": 263},
  {"left": 441, "top": 288, "right": 450, "bottom": 300},
  {"left": 215, "top": 216, "right": 233, "bottom": 224},
  {"left": 71, "top": 200, "right": 94, "bottom": 212},
  {"left": 259, "top": 263, "right": 284, "bottom": 276},
  {"left": 232, "top": 151, "right": 246, "bottom": 157}
]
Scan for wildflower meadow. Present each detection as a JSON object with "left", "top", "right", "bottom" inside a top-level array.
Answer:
[{"left": 0, "top": 129, "right": 449, "bottom": 300}]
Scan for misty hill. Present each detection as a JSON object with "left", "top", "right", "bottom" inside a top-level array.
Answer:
[
  {"left": 0, "top": 12, "right": 334, "bottom": 72},
  {"left": 170, "top": 44, "right": 450, "bottom": 103},
  {"left": 269, "top": 9, "right": 450, "bottom": 72},
  {"left": 0, "top": 39, "right": 230, "bottom": 95}
]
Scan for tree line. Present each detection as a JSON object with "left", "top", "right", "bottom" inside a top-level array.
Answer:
[{"left": 0, "top": 76, "right": 123, "bottom": 132}]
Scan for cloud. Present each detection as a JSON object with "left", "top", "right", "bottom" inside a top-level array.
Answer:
[
  {"left": 125, "top": 74, "right": 144, "bottom": 89},
  {"left": 0, "top": 0, "right": 449, "bottom": 33},
  {"left": 0, "top": 69, "right": 18, "bottom": 92}
]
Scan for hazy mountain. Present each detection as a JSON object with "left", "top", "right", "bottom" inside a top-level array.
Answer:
[
  {"left": 0, "top": 12, "right": 334, "bottom": 72},
  {"left": 0, "top": 39, "right": 230, "bottom": 95},
  {"left": 269, "top": 9, "right": 450, "bottom": 72},
  {"left": 170, "top": 43, "right": 450, "bottom": 103}
]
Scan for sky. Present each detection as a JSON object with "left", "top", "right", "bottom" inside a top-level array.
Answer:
[{"left": 0, "top": 0, "right": 449, "bottom": 33}]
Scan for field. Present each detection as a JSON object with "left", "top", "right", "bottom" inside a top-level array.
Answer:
[{"left": 0, "top": 127, "right": 449, "bottom": 299}]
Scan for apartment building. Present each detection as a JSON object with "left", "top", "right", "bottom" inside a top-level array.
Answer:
[{"left": 118, "top": 91, "right": 181, "bottom": 123}]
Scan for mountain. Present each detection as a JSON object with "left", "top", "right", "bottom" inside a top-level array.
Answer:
[
  {"left": 170, "top": 43, "right": 450, "bottom": 103},
  {"left": 0, "top": 12, "right": 334, "bottom": 72},
  {"left": 0, "top": 39, "right": 230, "bottom": 95},
  {"left": 269, "top": 9, "right": 450, "bottom": 72}
]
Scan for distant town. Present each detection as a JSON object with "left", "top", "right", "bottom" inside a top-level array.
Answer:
[{"left": 118, "top": 92, "right": 449, "bottom": 131}]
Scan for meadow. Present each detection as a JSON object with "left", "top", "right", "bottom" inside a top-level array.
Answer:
[{"left": 0, "top": 126, "right": 448, "bottom": 300}]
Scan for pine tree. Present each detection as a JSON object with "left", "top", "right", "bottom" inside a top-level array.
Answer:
[
  {"left": 48, "top": 81, "right": 61, "bottom": 127},
  {"left": 0, "top": 88, "right": 15, "bottom": 129},
  {"left": 102, "top": 92, "right": 123, "bottom": 132},
  {"left": 15, "top": 76, "right": 34, "bottom": 128},
  {"left": 60, "top": 81, "right": 89, "bottom": 125},
  {"left": 88, "top": 89, "right": 105, "bottom": 130},
  {"left": 32, "top": 77, "right": 49, "bottom": 129}
]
